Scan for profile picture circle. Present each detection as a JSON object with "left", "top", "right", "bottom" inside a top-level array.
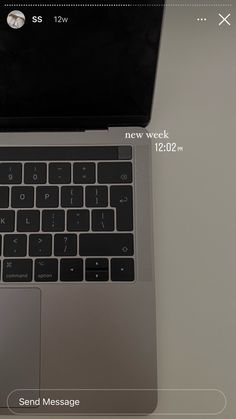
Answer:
[{"left": 7, "top": 10, "right": 26, "bottom": 29}]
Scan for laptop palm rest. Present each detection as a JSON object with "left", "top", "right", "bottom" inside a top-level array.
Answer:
[{"left": 0, "top": 288, "right": 40, "bottom": 409}]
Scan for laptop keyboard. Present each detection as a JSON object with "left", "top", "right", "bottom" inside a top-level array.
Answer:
[{"left": 0, "top": 146, "right": 134, "bottom": 283}]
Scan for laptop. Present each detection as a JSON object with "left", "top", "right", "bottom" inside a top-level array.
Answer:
[{"left": 0, "top": 1, "right": 164, "bottom": 415}]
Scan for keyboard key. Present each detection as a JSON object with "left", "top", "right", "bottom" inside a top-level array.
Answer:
[
  {"left": 67, "top": 210, "right": 89, "bottom": 231},
  {"left": 86, "top": 258, "right": 109, "bottom": 271},
  {"left": 24, "top": 163, "right": 47, "bottom": 184},
  {"left": 74, "top": 163, "right": 95, "bottom": 184},
  {"left": 86, "top": 271, "right": 109, "bottom": 281},
  {"left": 0, "top": 187, "right": 9, "bottom": 208},
  {"left": 3, "top": 259, "right": 32, "bottom": 282},
  {"left": 11, "top": 187, "right": 34, "bottom": 208},
  {"left": 17, "top": 210, "right": 40, "bottom": 232},
  {"left": 36, "top": 186, "right": 59, "bottom": 208},
  {"left": 118, "top": 146, "right": 132, "bottom": 160},
  {"left": 54, "top": 234, "right": 77, "bottom": 256},
  {"left": 61, "top": 186, "right": 83, "bottom": 208},
  {"left": 98, "top": 162, "right": 132, "bottom": 184},
  {"left": 110, "top": 186, "right": 133, "bottom": 231},
  {"left": 111, "top": 258, "right": 134, "bottom": 281},
  {"left": 35, "top": 259, "right": 58, "bottom": 282},
  {"left": 29, "top": 234, "right": 52, "bottom": 257},
  {"left": 0, "top": 211, "right": 15, "bottom": 232},
  {"left": 86, "top": 186, "right": 108, "bottom": 207},
  {"left": 92, "top": 209, "right": 114, "bottom": 231},
  {"left": 49, "top": 163, "right": 71, "bottom": 184},
  {"left": 42, "top": 210, "right": 65, "bottom": 232},
  {"left": 0, "top": 163, "right": 22, "bottom": 184},
  {"left": 60, "top": 258, "right": 83, "bottom": 281},
  {"left": 80, "top": 234, "right": 134, "bottom": 256},
  {"left": 4, "top": 234, "right": 27, "bottom": 257},
  {"left": 85, "top": 258, "right": 109, "bottom": 280}
]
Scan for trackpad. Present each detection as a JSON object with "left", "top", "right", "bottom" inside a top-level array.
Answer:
[{"left": 0, "top": 288, "right": 40, "bottom": 408}]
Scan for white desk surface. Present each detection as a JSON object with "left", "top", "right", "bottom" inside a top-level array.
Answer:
[{"left": 149, "top": 3, "right": 235, "bottom": 418}]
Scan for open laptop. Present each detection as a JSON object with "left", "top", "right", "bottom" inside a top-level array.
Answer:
[{"left": 0, "top": 1, "right": 164, "bottom": 415}]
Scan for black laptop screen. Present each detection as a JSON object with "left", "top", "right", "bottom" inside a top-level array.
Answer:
[{"left": 0, "top": 1, "right": 164, "bottom": 129}]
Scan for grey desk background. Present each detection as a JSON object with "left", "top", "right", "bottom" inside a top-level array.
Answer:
[
  {"left": 1, "top": 1, "right": 235, "bottom": 419},
  {"left": 149, "top": 2, "right": 235, "bottom": 418}
]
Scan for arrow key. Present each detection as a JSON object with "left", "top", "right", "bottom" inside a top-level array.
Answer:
[
  {"left": 86, "top": 270, "right": 109, "bottom": 281},
  {"left": 86, "top": 258, "right": 108, "bottom": 271},
  {"left": 60, "top": 258, "right": 83, "bottom": 281},
  {"left": 111, "top": 258, "right": 134, "bottom": 282},
  {"left": 86, "top": 258, "right": 109, "bottom": 281}
]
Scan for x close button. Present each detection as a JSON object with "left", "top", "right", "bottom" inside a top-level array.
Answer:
[{"left": 218, "top": 13, "right": 231, "bottom": 27}]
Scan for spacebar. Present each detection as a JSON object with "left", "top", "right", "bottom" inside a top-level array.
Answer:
[{"left": 79, "top": 234, "right": 134, "bottom": 256}]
